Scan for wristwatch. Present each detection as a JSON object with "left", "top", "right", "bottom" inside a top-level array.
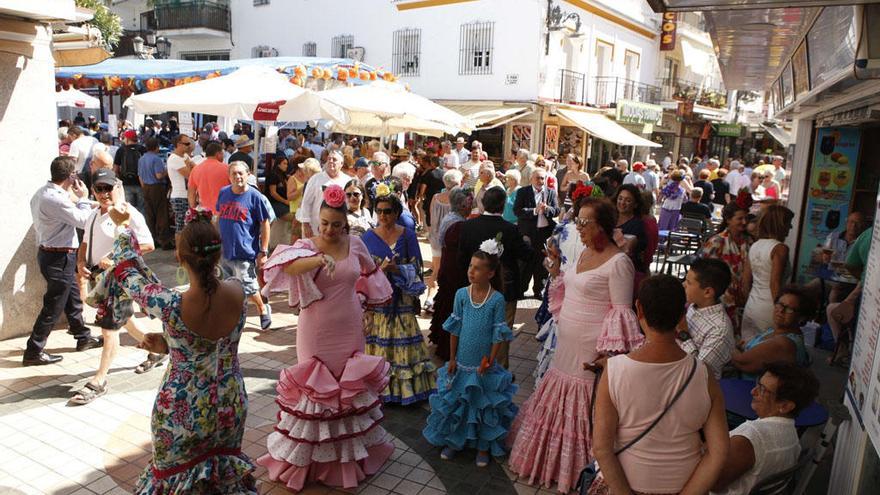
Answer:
[{"left": 677, "top": 331, "right": 691, "bottom": 342}]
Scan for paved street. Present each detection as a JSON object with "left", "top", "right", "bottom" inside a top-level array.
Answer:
[{"left": 0, "top": 243, "right": 551, "bottom": 495}]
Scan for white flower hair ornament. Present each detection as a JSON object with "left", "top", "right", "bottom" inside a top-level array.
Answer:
[{"left": 478, "top": 236, "right": 504, "bottom": 257}]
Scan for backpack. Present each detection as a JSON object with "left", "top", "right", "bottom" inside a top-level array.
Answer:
[{"left": 119, "top": 145, "right": 141, "bottom": 183}]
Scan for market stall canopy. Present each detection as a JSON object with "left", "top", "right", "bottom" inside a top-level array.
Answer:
[
  {"left": 439, "top": 103, "right": 532, "bottom": 130},
  {"left": 646, "top": 0, "right": 872, "bottom": 12},
  {"left": 123, "top": 66, "right": 348, "bottom": 124},
  {"left": 321, "top": 81, "right": 474, "bottom": 137},
  {"left": 56, "top": 88, "right": 99, "bottom": 109},
  {"left": 761, "top": 123, "right": 792, "bottom": 148},
  {"left": 557, "top": 108, "right": 661, "bottom": 147}
]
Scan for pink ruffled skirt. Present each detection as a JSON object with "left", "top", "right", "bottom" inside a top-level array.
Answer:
[
  {"left": 258, "top": 352, "right": 395, "bottom": 492},
  {"left": 508, "top": 367, "right": 596, "bottom": 494}
]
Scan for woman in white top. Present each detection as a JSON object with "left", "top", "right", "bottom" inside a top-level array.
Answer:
[
  {"left": 165, "top": 134, "right": 196, "bottom": 235},
  {"left": 711, "top": 361, "right": 818, "bottom": 494},
  {"left": 741, "top": 205, "right": 795, "bottom": 342}
]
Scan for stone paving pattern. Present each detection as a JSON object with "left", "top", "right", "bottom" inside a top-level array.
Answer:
[{"left": 0, "top": 240, "right": 843, "bottom": 494}]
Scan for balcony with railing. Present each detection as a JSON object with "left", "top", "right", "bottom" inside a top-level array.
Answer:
[
  {"left": 593, "top": 77, "right": 661, "bottom": 107},
  {"left": 140, "top": 1, "right": 230, "bottom": 36},
  {"left": 558, "top": 69, "right": 586, "bottom": 105},
  {"left": 658, "top": 78, "right": 728, "bottom": 109}
]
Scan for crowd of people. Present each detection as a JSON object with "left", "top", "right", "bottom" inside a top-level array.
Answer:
[{"left": 27, "top": 115, "right": 858, "bottom": 494}]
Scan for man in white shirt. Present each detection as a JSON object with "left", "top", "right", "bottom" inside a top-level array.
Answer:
[
  {"left": 67, "top": 126, "right": 98, "bottom": 173},
  {"left": 725, "top": 161, "right": 744, "bottom": 193},
  {"left": 454, "top": 136, "right": 470, "bottom": 164},
  {"left": 166, "top": 135, "right": 197, "bottom": 234},
  {"left": 70, "top": 169, "right": 158, "bottom": 405},
  {"left": 441, "top": 140, "right": 460, "bottom": 170},
  {"left": 461, "top": 149, "right": 483, "bottom": 189},
  {"left": 297, "top": 149, "right": 350, "bottom": 237},
  {"left": 622, "top": 162, "right": 647, "bottom": 190},
  {"left": 711, "top": 363, "right": 818, "bottom": 494}
]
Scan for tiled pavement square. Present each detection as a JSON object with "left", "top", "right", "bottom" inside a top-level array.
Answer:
[{"left": 0, "top": 245, "right": 544, "bottom": 495}]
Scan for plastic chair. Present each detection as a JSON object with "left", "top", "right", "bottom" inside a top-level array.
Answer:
[{"left": 749, "top": 448, "right": 813, "bottom": 495}]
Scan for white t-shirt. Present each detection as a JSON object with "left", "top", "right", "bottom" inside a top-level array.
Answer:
[
  {"left": 166, "top": 153, "right": 189, "bottom": 199},
  {"left": 711, "top": 416, "right": 800, "bottom": 495},
  {"left": 623, "top": 172, "right": 647, "bottom": 190},
  {"left": 295, "top": 171, "right": 351, "bottom": 226},
  {"left": 443, "top": 151, "right": 460, "bottom": 170},
  {"left": 68, "top": 135, "right": 98, "bottom": 171},
  {"left": 84, "top": 207, "right": 153, "bottom": 266}
]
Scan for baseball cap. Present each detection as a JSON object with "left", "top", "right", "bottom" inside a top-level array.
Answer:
[
  {"left": 92, "top": 168, "right": 117, "bottom": 186},
  {"left": 355, "top": 157, "right": 369, "bottom": 169},
  {"left": 123, "top": 129, "right": 137, "bottom": 140},
  {"left": 633, "top": 162, "right": 646, "bottom": 172}
]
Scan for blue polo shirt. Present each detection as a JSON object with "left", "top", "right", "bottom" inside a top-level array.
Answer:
[{"left": 138, "top": 151, "right": 166, "bottom": 185}]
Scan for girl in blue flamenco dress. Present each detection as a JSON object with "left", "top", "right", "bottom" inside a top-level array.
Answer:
[{"left": 422, "top": 239, "right": 518, "bottom": 468}]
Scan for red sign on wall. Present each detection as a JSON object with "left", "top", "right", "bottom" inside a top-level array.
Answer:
[
  {"left": 660, "top": 13, "right": 677, "bottom": 51},
  {"left": 253, "top": 100, "right": 286, "bottom": 121}
]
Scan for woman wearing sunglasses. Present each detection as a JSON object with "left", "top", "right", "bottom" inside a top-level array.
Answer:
[
  {"left": 344, "top": 179, "right": 373, "bottom": 236},
  {"left": 732, "top": 285, "right": 814, "bottom": 380},
  {"left": 362, "top": 187, "right": 437, "bottom": 404}
]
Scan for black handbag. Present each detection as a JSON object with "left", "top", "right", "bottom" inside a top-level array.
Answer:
[{"left": 575, "top": 357, "right": 698, "bottom": 494}]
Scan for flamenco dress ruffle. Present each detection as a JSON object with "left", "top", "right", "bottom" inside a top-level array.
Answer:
[{"left": 258, "top": 352, "right": 395, "bottom": 492}]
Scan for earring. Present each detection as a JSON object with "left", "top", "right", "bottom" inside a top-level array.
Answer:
[{"left": 176, "top": 266, "right": 188, "bottom": 286}]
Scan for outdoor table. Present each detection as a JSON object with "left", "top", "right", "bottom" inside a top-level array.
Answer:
[
  {"left": 812, "top": 264, "right": 859, "bottom": 286},
  {"left": 720, "top": 378, "right": 828, "bottom": 429}
]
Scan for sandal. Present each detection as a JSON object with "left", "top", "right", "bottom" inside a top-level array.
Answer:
[
  {"left": 440, "top": 447, "right": 456, "bottom": 460},
  {"left": 476, "top": 451, "right": 490, "bottom": 468},
  {"left": 68, "top": 382, "right": 107, "bottom": 406},
  {"left": 135, "top": 353, "right": 167, "bottom": 374}
]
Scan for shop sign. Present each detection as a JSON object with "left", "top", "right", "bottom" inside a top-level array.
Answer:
[
  {"left": 616, "top": 100, "right": 663, "bottom": 125},
  {"left": 796, "top": 127, "right": 860, "bottom": 285},
  {"left": 715, "top": 123, "right": 742, "bottom": 137},
  {"left": 660, "top": 13, "right": 677, "bottom": 51},
  {"left": 253, "top": 100, "right": 286, "bottom": 121},
  {"left": 654, "top": 111, "right": 678, "bottom": 133}
]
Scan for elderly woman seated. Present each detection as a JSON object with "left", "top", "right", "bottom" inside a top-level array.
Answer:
[
  {"left": 711, "top": 362, "right": 819, "bottom": 494},
  {"left": 731, "top": 286, "right": 815, "bottom": 379}
]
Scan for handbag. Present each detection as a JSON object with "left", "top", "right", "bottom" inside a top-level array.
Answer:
[{"left": 575, "top": 357, "right": 698, "bottom": 494}]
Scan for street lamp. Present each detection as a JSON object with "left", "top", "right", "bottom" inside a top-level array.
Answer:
[
  {"left": 156, "top": 36, "right": 171, "bottom": 59},
  {"left": 545, "top": 0, "right": 582, "bottom": 55}
]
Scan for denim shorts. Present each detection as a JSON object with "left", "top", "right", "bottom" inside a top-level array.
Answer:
[{"left": 221, "top": 258, "right": 259, "bottom": 296}]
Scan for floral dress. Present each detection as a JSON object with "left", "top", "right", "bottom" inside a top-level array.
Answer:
[
  {"left": 701, "top": 231, "right": 752, "bottom": 332},
  {"left": 362, "top": 228, "right": 437, "bottom": 404},
  {"left": 105, "top": 231, "right": 256, "bottom": 495}
]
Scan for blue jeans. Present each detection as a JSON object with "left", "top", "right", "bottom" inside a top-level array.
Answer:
[{"left": 124, "top": 185, "right": 144, "bottom": 213}]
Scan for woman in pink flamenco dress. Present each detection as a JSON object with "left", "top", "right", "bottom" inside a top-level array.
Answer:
[
  {"left": 508, "top": 197, "right": 644, "bottom": 493},
  {"left": 258, "top": 186, "right": 396, "bottom": 492}
]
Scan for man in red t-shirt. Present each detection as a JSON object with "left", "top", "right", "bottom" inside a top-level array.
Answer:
[{"left": 188, "top": 141, "right": 228, "bottom": 214}]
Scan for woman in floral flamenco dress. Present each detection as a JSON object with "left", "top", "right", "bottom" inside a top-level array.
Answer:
[
  {"left": 94, "top": 205, "right": 257, "bottom": 494},
  {"left": 258, "top": 185, "right": 396, "bottom": 492}
]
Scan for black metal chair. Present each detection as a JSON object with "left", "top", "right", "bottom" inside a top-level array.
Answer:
[
  {"left": 748, "top": 448, "right": 813, "bottom": 495},
  {"left": 660, "top": 230, "right": 702, "bottom": 279}
]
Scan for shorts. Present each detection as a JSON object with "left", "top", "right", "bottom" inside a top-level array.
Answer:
[{"left": 221, "top": 258, "right": 259, "bottom": 296}]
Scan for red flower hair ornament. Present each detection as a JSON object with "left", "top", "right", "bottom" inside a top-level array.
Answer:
[{"left": 323, "top": 184, "right": 346, "bottom": 208}]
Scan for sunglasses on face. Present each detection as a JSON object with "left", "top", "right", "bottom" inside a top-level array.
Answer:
[
  {"left": 94, "top": 184, "right": 113, "bottom": 193},
  {"left": 346, "top": 191, "right": 362, "bottom": 197},
  {"left": 574, "top": 217, "right": 597, "bottom": 227}
]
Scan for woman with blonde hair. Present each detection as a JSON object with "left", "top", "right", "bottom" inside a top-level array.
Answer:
[{"left": 741, "top": 204, "right": 795, "bottom": 342}]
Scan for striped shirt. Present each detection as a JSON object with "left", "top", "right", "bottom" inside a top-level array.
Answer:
[{"left": 679, "top": 302, "right": 735, "bottom": 379}]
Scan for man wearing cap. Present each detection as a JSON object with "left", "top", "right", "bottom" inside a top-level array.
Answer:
[
  {"left": 114, "top": 129, "right": 145, "bottom": 212},
  {"left": 622, "top": 162, "right": 647, "bottom": 190},
  {"left": 454, "top": 136, "right": 470, "bottom": 164},
  {"left": 138, "top": 137, "right": 172, "bottom": 250},
  {"left": 229, "top": 135, "right": 255, "bottom": 170},
  {"left": 354, "top": 156, "right": 372, "bottom": 187},
  {"left": 188, "top": 141, "right": 229, "bottom": 215},
  {"left": 70, "top": 169, "right": 159, "bottom": 404},
  {"left": 25, "top": 156, "right": 103, "bottom": 366}
]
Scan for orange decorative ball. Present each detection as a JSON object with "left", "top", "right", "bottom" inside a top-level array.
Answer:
[
  {"left": 370, "top": 71, "right": 377, "bottom": 81},
  {"left": 295, "top": 65, "right": 306, "bottom": 77},
  {"left": 348, "top": 67, "right": 357, "bottom": 78},
  {"left": 322, "top": 68, "right": 332, "bottom": 80},
  {"left": 311, "top": 67, "right": 322, "bottom": 78}
]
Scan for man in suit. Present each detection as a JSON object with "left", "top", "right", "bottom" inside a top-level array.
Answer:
[
  {"left": 458, "top": 187, "right": 533, "bottom": 368},
  {"left": 514, "top": 167, "right": 560, "bottom": 297}
]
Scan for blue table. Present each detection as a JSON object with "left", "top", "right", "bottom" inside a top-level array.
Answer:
[{"left": 720, "top": 378, "right": 828, "bottom": 428}]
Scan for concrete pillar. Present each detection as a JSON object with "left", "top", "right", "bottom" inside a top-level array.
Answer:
[{"left": 0, "top": 19, "right": 59, "bottom": 340}]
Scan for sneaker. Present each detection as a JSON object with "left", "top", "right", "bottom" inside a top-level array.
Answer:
[
  {"left": 260, "top": 304, "right": 272, "bottom": 330},
  {"left": 476, "top": 451, "right": 490, "bottom": 468},
  {"left": 440, "top": 447, "right": 456, "bottom": 460}
]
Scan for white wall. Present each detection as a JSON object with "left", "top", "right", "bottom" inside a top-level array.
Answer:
[
  {"left": 112, "top": 0, "right": 149, "bottom": 31},
  {"left": 0, "top": 20, "right": 60, "bottom": 339},
  {"left": 230, "top": 0, "right": 543, "bottom": 101}
]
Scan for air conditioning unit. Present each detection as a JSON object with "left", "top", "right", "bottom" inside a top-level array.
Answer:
[
  {"left": 346, "top": 46, "right": 365, "bottom": 62},
  {"left": 856, "top": 4, "right": 880, "bottom": 69}
]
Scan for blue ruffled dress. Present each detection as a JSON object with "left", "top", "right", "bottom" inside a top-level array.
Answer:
[{"left": 422, "top": 288, "right": 519, "bottom": 457}]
